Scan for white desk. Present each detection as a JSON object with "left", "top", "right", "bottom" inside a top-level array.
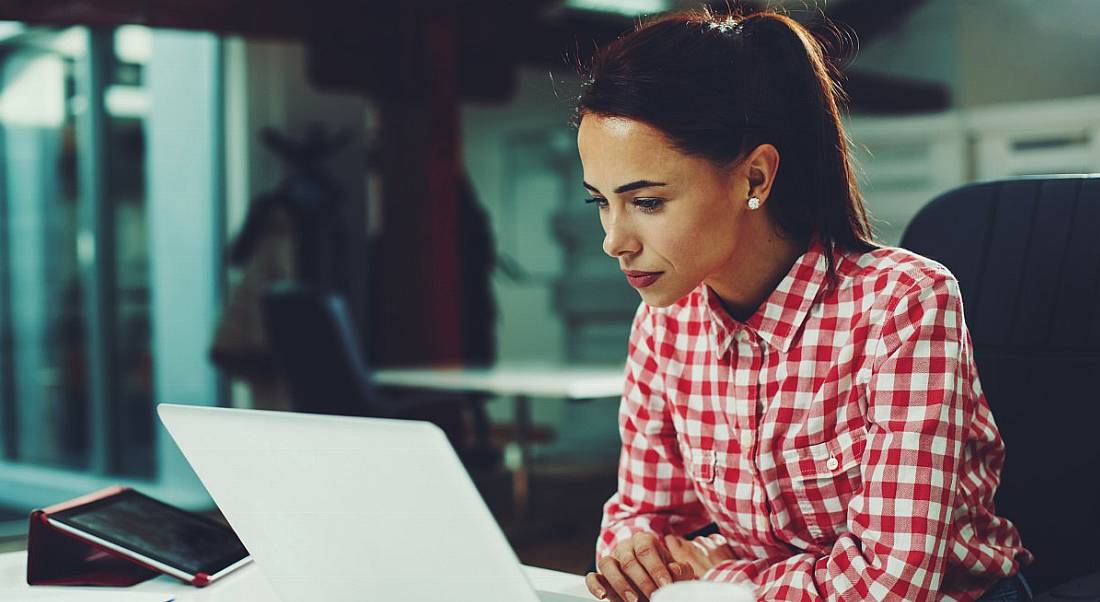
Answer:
[
  {"left": 374, "top": 363, "right": 623, "bottom": 516},
  {"left": 0, "top": 551, "right": 593, "bottom": 601},
  {"left": 373, "top": 364, "right": 625, "bottom": 399}
]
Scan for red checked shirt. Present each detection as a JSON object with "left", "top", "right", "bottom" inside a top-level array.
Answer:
[{"left": 597, "top": 238, "right": 1032, "bottom": 601}]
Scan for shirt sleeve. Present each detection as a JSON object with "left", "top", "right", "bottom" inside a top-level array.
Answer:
[
  {"left": 596, "top": 302, "right": 712, "bottom": 563},
  {"left": 701, "top": 272, "right": 977, "bottom": 600}
]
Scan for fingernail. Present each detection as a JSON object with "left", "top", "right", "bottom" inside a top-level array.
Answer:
[
  {"left": 659, "top": 575, "right": 672, "bottom": 587},
  {"left": 594, "top": 588, "right": 605, "bottom": 599},
  {"left": 670, "top": 563, "right": 681, "bottom": 576},
  {"left": 625, "top": 593, "right": 638, "bottom": 602}
]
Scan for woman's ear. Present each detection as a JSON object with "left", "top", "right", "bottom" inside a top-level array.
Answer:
[{"left": 744, "top": 144, "right": 780, "bottom": 205}]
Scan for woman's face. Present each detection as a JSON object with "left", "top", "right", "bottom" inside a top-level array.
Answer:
[{"left": 577, "top": 114, "right": 751, "bottom": 307}]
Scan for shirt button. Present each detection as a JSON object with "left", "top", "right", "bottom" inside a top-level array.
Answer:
[
  {"left": 737, "top": 329, "right": 749, "bottom": 342},
  {"left": 826, "top": 457, "right": 840, "bottom": 471}
]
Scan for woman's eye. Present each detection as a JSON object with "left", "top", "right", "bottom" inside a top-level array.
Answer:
[{"left": 584, "top": 197, "right": 663, "bottom": 213}]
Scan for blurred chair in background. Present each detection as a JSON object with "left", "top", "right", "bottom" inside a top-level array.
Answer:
[
  {"left": 210, "top": 125, "right": 358, "bottom": 410},
  {"left": 901, "top": 175, "right": 1100, "bottom": 598}
]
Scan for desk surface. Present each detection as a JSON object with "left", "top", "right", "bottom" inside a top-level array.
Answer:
[
  {"left": 0, "top": 551, "right": 592, "bottom": 601},
  {"left": 374, "top": 363, "right": 624, "bottom": 399}
]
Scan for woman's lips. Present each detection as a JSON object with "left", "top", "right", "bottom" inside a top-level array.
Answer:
[{"left": 624, "top": 270, "right": 663, "bottom": 288}]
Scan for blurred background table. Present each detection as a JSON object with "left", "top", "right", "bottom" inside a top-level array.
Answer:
[{"left": 374, "top": 363, "right": 623, "bottom": 518}]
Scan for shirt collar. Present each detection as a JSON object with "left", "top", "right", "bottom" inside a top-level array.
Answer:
[{"left": 703, "top": 237, "right": 831, "bottom": 355}]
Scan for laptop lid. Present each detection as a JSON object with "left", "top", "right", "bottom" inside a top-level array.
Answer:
[{"left": 157, "top": 404, "right": 543, "bottom": 602}]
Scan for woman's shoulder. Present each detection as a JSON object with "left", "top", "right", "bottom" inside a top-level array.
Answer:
[{"left": 835, "top": 243, "right": 959, "bottom": 298}]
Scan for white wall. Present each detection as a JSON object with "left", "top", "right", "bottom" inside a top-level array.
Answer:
[
  {"left": 462, "top": 68, "right": 575, "bottom": 365},
  {"left": 462, "top": 69, "right": 622, "bottom": 463},
  {"left": 956, "top": 0, "right": 1100, "bottom": 106},
  {"left": 223, "top": 37, "right": 366, "bottom": 250},
  {"left": 146, "top": 30, "right": 225, "bottom": 505},
  {"left": 852, "top": 0, "right": 1100, "bottom": 108}
]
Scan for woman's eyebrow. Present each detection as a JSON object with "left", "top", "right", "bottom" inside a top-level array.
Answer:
[{"left": 583, "top": 180, "right": 669, "bottom": 195}]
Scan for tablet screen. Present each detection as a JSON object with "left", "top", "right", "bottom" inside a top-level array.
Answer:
[{"left": 50, "top": 489, "right": 249, "bottom": 577}]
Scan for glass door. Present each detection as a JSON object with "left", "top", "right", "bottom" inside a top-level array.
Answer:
[{"left": 0, "top": 28, "right": 91, "bottom": 471}]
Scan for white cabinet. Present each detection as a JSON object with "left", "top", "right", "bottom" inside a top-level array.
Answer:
[{"left": 847, "top": 94, "right": 1100, "bottom": 245}]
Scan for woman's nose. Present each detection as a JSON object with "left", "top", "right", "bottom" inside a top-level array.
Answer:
[{"left": 602, "top": 218, "right": 641, "bottom": 259}]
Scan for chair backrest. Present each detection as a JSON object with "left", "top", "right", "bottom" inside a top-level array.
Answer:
[
  {"left": 900, "top": 175, "right": 1100, "bottom": 591},
  {"left": 261, "top": 284, "right": 384, "bottom": 417}
]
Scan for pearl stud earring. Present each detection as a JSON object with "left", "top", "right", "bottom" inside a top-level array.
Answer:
[{"left": 747, "top": 196, "right": 762, "bottom": 210}]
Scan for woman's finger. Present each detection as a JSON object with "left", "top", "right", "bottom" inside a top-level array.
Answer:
[
  {"left": 691, "top": 536, "right": 713, "bottom": 555},
  {"left": 669, "top": 561, "right": 696, "bottom": 582},
  {"left": 663, "top": 537, "right": 699, "bottom": 583},
  {"left": 695, "top": 536, "right": 718, "bottom": 553},
  {"left": 664, "top": 534, "right": 684, "bottom": 554},
  {"left": 613, "top": 543, "right": 659, "bottom": 599},
  {"left": 629, "top": 532, "right": 673, "bottom": 590},
  {"left": 664, "top": 535, "right": 691, "bottom": 565},
  {"left": 598, "top": 555, "right": 644, "bottom": 602},
  {"left": 586, "top": 571, "right": 606, "bottom": 600},
  {"left": 683, "top": 539, "right": 709, "bottom": 577},
  {"left": 586, "top": 571, "right": 626, "bottom": 601},
  {"left": 651, "top": 534, "right": 677, "bottom": 570},
  {"left": 706, "top": 533, "right": 735, "bottom": 562}
]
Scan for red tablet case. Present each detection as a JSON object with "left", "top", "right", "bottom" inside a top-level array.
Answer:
[{"left": 26, "top": 485, "right": 211, "bottom": 587}]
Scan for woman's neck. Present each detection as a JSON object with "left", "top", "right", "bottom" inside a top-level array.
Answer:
[{"left": 706, "top": 226, "right": 810, "bottom": 323}]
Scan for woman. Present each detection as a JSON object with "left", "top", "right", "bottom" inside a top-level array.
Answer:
[{"left": 576, "top": 9, "right": 1032, "bottom": 602}]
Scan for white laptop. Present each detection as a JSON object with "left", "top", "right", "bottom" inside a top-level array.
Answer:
[{"left": 157, "top": 404, "right": 593, "bottom": 602}]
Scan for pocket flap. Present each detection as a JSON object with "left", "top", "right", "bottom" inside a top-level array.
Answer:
[
  {"left": 781, "top": 427, "right": 867, "bottom": 481},
  {"left": 679, "top": 442, "right": 717, "bottom": 483}
]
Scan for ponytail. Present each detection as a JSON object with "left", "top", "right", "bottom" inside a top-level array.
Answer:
[{"left": 575, "top": 8, "right": 878, "bottom": 283}]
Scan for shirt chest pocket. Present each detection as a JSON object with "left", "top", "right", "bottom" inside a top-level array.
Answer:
[
  {"left": 778, "top": 427, "right": 867, "bottom": 543},
  {"left": 677, "top": 441, "right": 727, "bottom": 513},
  {"left": 685, "top": 447, "right": 717, "bottom": 482}
]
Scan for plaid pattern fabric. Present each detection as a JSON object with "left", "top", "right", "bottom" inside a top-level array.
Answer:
[{"left": 597, "top": 239, "right": 1032, "bottom": 601}]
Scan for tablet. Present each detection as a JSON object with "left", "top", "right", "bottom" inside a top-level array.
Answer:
[{"left": 46, "top": 488, "right": 251, "bottom": 584}]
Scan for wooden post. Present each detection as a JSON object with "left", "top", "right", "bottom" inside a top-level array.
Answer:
[{"left": 370, "top": 7, "right": 463, "bottom": 366}]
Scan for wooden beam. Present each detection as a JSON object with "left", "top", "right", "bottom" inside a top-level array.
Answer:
[{"left": 0, "top": 0, "right": 312, "bottom": 37}]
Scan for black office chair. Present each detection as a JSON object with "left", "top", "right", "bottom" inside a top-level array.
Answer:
[
  {"left": 260, "top": 283, "right": 500, "bottom": 470},
  {"left": 901, "top": 175, "right": 1100, "bottom": 598}
]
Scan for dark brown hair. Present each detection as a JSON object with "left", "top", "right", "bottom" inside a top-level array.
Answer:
[{"left": 573, "top": 8, "right": 878, "bottom": 280}]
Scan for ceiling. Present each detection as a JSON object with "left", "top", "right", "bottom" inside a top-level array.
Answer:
[{"left": 0, "top": 0, "right": 946, "bottom": 112}]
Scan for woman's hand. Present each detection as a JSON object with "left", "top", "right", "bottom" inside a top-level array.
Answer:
[
  {"left": 585, "top": 532, "right": 694, "bottom": 601},
  {"left": 663, "top": 533, "right": 736, "bottom": 578}
]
